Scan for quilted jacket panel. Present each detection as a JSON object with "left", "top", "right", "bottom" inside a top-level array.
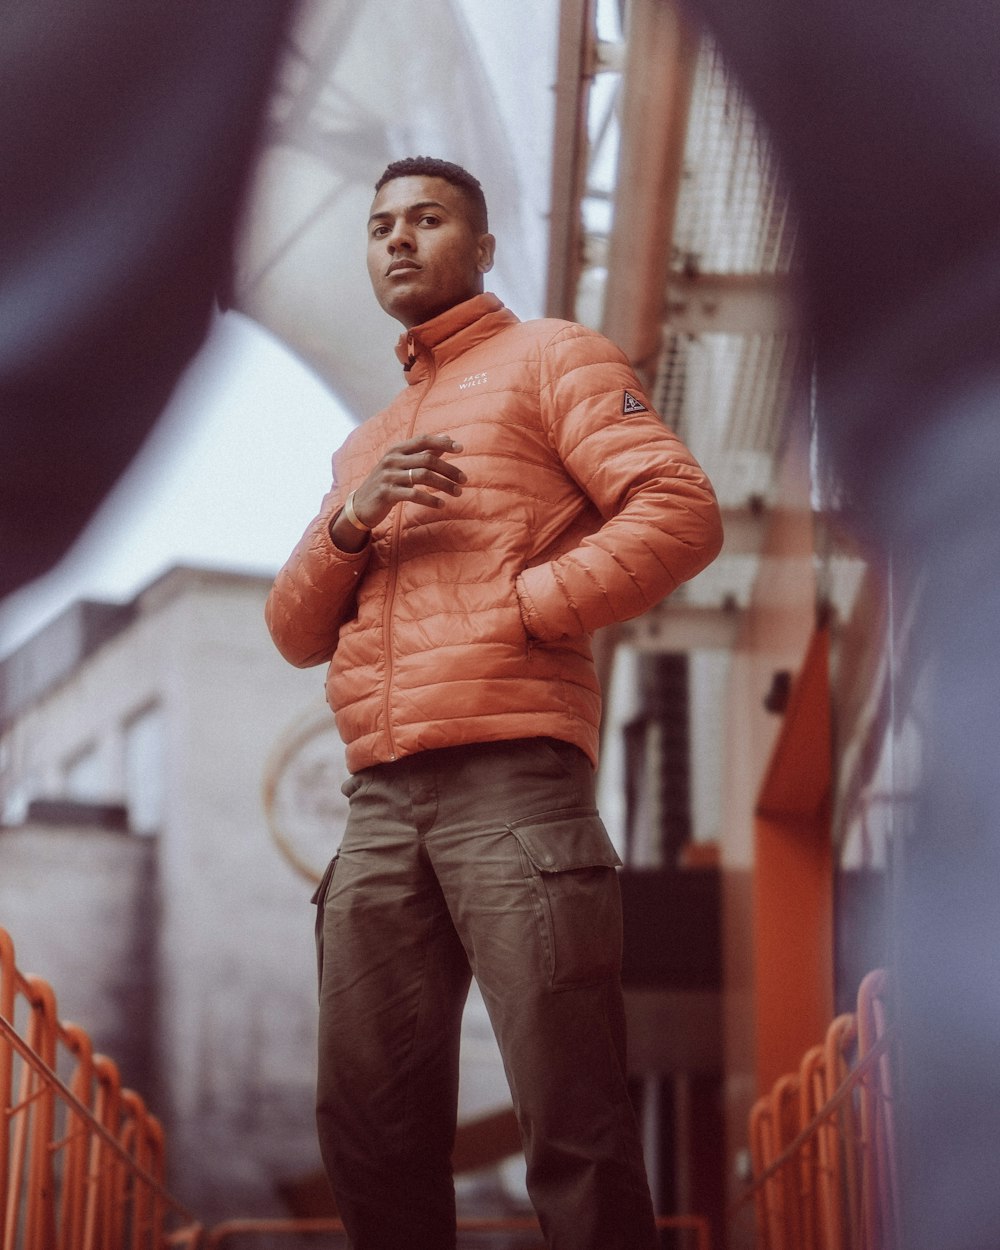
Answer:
[{"left": 265, "top": 294, "right": 723, "bottom": 772}]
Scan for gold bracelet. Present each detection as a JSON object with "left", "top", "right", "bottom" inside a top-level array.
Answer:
[{"left": 342, "top": 491, "right": 372, "bottom": 532}]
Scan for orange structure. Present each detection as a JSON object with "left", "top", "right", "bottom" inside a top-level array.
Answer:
[
  {"left": 1, "top": 926, "right": 202, "bottom": 1250},
  {"left": 753, "top": 626, "right": 835, "bottom": 1095},
  {"left": 743, "top": 969, "right": 898, "bottom": 1250},
  {"left": 2, "top": 921, "right": 714, "bottom": 1248}
]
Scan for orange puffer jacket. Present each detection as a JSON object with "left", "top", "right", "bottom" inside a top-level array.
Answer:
[{"left": 266, "top": 294, "right": 723, "bottom": 773}]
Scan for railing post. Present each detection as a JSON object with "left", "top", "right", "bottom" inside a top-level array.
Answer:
[{"left": 1, "top": 928, "right": 16, "bottom": 1242}]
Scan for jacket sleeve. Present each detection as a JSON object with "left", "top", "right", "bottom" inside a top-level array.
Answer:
[
  {"left": 515, "top": 323, "right": 724, "bottom": 641},
  {"left": 264, "top": 472, "right": 372, "bottom": 668}
]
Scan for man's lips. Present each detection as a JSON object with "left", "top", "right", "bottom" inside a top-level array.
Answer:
[{"left": 386, "top": 259, "right": 421, "bottom": 276}]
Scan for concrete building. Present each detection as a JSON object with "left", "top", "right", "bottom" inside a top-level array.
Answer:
[{"left": 1, "top": 566, "right": 343, "bottom": 1224}]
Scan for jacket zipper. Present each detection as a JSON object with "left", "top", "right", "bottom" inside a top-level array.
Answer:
[{"left": 381, "top": 342, "right": 434, "bottom": 760}]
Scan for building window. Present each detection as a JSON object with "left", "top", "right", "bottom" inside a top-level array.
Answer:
[
  {"left": 63, "top": 741, "right": 104, "bottom": 802},
  {"left": 123, "top": 702, "right": 164, "bottom": 835},
  {"left": 2, "top": 782, "right": 30, "bottom": 825}
]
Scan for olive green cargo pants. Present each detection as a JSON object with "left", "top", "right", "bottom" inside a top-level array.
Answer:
[{"left": 313, "top": 737, "right": 658, "bottom": 1250}]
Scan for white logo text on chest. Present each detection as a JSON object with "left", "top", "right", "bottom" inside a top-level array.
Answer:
[{"left": 458, "top": 372, "right": 488, "bottom": 391}]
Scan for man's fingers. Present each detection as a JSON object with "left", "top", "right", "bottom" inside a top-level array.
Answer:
[
  {"left": 409, "top": 463, "right": 465, "bottom": 496},
  {"left": 419, "top": 455, "right": 467, "bottom": 486},
  {"left": 399, "top": 433, "right": 463, "bottom": 456},
  {"left": 354, "top": 433, "right": 468, "bottom": 526},
  {"left": 409, "top": 487, "right": 447, "bottom": 510},
  {"left": 388, "top": 438, "right": 467, "bottom": 487}
]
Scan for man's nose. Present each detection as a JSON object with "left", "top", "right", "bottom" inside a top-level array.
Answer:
[{"left": 387, "top": 222, "right": 415, "bottom": 251}]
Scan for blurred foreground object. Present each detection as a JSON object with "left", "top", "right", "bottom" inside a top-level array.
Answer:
[
  {"left": 0, "top": 0, "right": 294, "bottom": 596},
  {"left": 679, "top": 2, "right": 1000, "bottom": 1247}
]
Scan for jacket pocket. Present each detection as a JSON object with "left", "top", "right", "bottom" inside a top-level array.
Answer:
[
  {"left": 513, "top": 575, "right": 536, "bottom": 641},
  {"left": 507, "top": 809, "right": 623, "bottom": 989}
]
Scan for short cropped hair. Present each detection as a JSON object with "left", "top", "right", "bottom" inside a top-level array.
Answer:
[{"left": 374, "top": 157, "right": 489, "bottom": 234}]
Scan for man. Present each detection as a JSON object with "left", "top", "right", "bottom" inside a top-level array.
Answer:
[{"left": 265, "top": 156, "right": 723, "bottom": 1250}]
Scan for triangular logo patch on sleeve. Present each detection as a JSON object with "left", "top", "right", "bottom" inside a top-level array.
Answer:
[{"left": 622, "top": 390, "right": 648, "bottom": 415}]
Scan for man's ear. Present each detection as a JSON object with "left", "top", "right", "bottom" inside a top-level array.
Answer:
[{"left": 477, "top": 233, "right": 496, "bottom": 274}]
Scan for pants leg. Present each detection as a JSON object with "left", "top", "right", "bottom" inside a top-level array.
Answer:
[
  {"left": 315, "top": 739, "right": 657, "bottom": 1250},
  {"left": 314, "top": 771, "right": 472, "bottom": 1250},
  {"left": 425, "top": 740, "right": 659, "bottom": 1250}
]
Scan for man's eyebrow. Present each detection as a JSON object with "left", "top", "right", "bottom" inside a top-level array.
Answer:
[{"left": 367, "top": 199, "right": 450, "bottom": 226}]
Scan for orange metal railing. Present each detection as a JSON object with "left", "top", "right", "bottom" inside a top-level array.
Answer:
[
  {"left": 739, "top": 969, "right": 898, "bottom": 1250},
  {"left": 204, "top": 1213, "right": 712, "bottom": 1248},
  {"left": 3, "top": 917, "right": 711, "bottom": 1249},
  {"left": 1, "top": 926, "right": 203, "bottom": 1250}
]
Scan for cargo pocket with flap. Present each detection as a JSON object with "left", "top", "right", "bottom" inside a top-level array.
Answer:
[{"left": 507, "top": 808, "right": 623, "bottom": 989}]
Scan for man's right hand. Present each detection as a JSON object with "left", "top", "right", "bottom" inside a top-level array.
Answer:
[{"left": 329, "top": 433, "right": 467, "bottom": 552}]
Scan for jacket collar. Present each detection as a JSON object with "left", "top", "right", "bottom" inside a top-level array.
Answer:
[{"left": 394, "top": 293, "right": 518, "bottom": 384}]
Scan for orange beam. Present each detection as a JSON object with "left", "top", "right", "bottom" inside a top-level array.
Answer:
[
  {"left": 753, "top": 628, "right": 834, "bottom": 1093},
  {"left": 602, "top": 0, "right": 699, "bottom": 379},
  {"left": 545, "top": 0, "right": 598, "bottom": 319}
]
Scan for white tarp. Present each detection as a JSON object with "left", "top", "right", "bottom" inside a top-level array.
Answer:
[{"left": 235, "top": 0, "right": 559, "bottom": 420}]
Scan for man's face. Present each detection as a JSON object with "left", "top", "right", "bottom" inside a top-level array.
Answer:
[{"left": 366, "top": 175, "right": 496, "bottom": 329}]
